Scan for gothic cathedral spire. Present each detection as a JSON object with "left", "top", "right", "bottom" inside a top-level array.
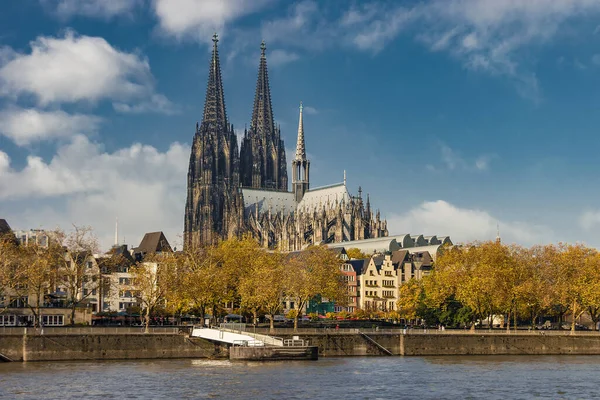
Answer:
[
  {"left": 239, "top": 41, "right": 288, "bottom": 191},
  {"left": 184, "top": 33, "right": 240, "bottom": 249},
  {"left": 292, "top": 102, "right": 310, "bottom": 203}
]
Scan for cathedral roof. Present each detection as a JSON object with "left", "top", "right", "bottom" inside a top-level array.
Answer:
[
  {"left": 297, "top": 183, "right": 350, "bottom": 212},
  {"left": 241, "top": 188, "right": 296, "bottom": 215}
]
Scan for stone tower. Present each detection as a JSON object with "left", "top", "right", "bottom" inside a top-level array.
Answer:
[
  {"left": 240, "top": 41, "right": 288, "bottom": 191},
  {"left": 184, "top": 34, "right": 242, "bottom": 248},
  {"left": 292, "top": 102, "right": 310, "bottom": 203}
]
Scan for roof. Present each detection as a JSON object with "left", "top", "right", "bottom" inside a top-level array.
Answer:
[
  {"left": 106, "top": 244, "right": 136, "bottom": 265},
  {"left": 297, "top": 183, "right": 350, "bottom": 212},
  {"left": 0, "top": 219, "right": 12, "bottom": 234},
  {"left": 134, "top": 232, "right": 172, "bottom": 255},
  {"left": 326, "top": 236, "right": 403, "bottom": 254},
  {"left": 405, "top": 245, "right": 445, "bottom": 261},
  {"left": 241, "top": 188, "right": 296, "bottom": 216},
  {"left": 348, "top": 259, "right": 369, "bottom": 275},
  {"left": 391, "top": 250, "right": 410, "bottom": 264}
]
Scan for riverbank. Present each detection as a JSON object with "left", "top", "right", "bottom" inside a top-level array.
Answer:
[
  {"left": 0, "top": 332, "right": 226, "bottom": 362},
  {"left": 2, "top": 329, "right": 600, "bottom": 361}
]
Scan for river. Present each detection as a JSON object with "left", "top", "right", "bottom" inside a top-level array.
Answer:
[{"left": 0, "top": 356, "right": 599, "bottom": 399}]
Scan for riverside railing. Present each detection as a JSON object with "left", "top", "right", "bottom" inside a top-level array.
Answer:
[
  {"left": 0, "top": 326, "right": 180, "bottom": 335},
  {"left": 244, "top": 327, "right": 600, "bottom": 336}
]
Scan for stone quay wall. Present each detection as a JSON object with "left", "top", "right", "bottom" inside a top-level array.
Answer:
[
  {"left": 0, "top": 333, "right": 224, "bottom": 362},
  {"left": 278, "top": 332, "right": 600, "bottom": 357},
  {"left": 3, "top": 330, "right": 600, "bottom": 362}
]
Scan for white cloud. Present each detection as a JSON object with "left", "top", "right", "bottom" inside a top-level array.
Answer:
[
  {"left": 388, "top": 200, "right": 549, "bottom": 245},
  {"left": 260, "top": 0, "right": 600, "bottom": 99},
  {"left": 152, "top": 0, "right": 272, "bottom": 42},
  {"left": 0, "top": 135, "right": 189, "bottom": 251},
  {"left": 431, "top": 143, "right": 493, "bottom": 172},
  {"left": 113, "top": 94, "right": 179, "bottom": 115},
  {"left": 579, "top": 210, "right": 600, "bottom": 230},
  {"left": 42, "top": 0, "right": 142, "bottom": 19},
  {"left": 268, "top": 49, "right": 299, "bottom": 67},
  {"left": 302, "top": 105, "right": 318, "bottom": 115},
  {"left": 415, "top": 0, "right": 600, "bottom": 100},
  {"left": 0, "top": 107, "right": 101, "bottom": 146},
  {"left": 0, "top": 31, "right": 174, "bottom": 113}
]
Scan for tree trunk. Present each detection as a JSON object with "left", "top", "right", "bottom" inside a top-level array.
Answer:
[
  {"left": 506, "top": 310, "right": 511, "bottom": 333},
  {"left": 571, "top": 299, "right": 577, "bottom": 334},
  {"left": 294, "top": 315, "right": 298, "bottom": 332},
  {"left": 70, "top": 305, "right": 76, "bottom": 326},
  {"left": 269, "top": 314, "right": 274, "bottom": 333},
  {"left": 144, "top": 306, "right": 151, "bottom": 333}
]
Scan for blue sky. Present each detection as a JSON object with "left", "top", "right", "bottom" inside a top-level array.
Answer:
[{"left": 2, "top": 0, "right": 600, "bottom": 250}]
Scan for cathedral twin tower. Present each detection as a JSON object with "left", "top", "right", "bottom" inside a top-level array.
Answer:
[{"left": 184, "top": 34, "right": 387, "bottom": 250}]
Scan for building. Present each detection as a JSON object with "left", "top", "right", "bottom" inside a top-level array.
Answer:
[
  {"left": 326, "top": 234, "right": 452, "bottom": 258},
  {"left": 13, "top": 229, "right": 50, "bottom": 247},
  {"left": 351, "top": 249, "right": 435, "bottom": 311},
  {"left": 184, "top": 34, "right": 388, "bottom": 251}
]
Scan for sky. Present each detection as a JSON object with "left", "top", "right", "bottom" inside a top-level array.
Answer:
[{"left": 2, "top": 0, "right": 600, "bottom": 251}]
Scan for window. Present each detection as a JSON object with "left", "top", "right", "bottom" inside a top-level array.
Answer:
[
  {"left": 0, "top": 315, "right": 16, "bottom": 326},
  {"left": 86, "top": 261, "right": 93, "bottom": 269},
  {"left": 290, "top": 301, "right": 295, "bottom": 309},
  {"left": 42, "top": 315, "right": 64, "bottom": 326}
]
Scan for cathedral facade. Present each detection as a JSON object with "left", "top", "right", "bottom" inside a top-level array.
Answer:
[{"left": 184, "top": 35, "right": 388, "bottom": 251}]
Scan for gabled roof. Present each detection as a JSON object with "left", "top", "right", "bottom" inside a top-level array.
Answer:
[
  {"left": 106, "top": 244, "right": 136, "bottom": 265},
  {"left": 391, "top": 249, "right": 409, "bottom": 265},
  {"left": 134, "top": 232, "right": 172, "bottom": 255},
  {"left": 348, "top": 259, "right": 369, "bottom": 275},
  {"left": 0, "top": 219, "right": 12, "bottom": 234}
]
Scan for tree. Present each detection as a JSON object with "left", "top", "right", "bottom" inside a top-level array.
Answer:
[
  {"left": 54, "top": 226, "right": 101, "bottom": 325},
  {"left": 346, "top": 248, "right": 368, "bottom": 260},
  {"left": 579, "top": 250, "right": 600, "bottom": 331},
  {"left": 284, "top": 246, "right": 346, "bottom": 331},
  {"left": 16, "top": 242, "right": 62, "bottom": 327},
  {"left": 552, "top": 244, "right": 594, "bottom": 334},
  {"left": 130, "top": 254, "right": 177, "bottom": 333},
  {"left": 396, "top": 279, "right": 423, "bottom": 323},
  {"left": 238, "top": 249, "right": 285, "bottom": 332}
]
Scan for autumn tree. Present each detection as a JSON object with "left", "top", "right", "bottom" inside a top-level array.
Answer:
[
  {"left": 16, "top": 242, "right": 63, "bottom": 327},
  {"left": 130, "top": 253, "right": 177, "bottom": 333},
  {"left": 396, "top": 279, "right": 423, "bottom": 323},
  {"left": 284, "top": 245, "right": 346, "bottom": 331},
  {"left": 53, "top": 226, "right": 101, "bottom": 325},
  {"left": 346, "top": 248, "right": 368, "bottom": 260},
  {"left": 581, "top": 251, "right": 600, "bottom": 331},
  {"left": 238, "top": 249, "right": 286, "bottom": 332},
  {"left": 551, "top": 244, "right": 594, "bottom": 333}
]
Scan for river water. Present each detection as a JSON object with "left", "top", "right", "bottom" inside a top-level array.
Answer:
[{"left": 1, "top": 356, "right": 599, "bottom": 399}]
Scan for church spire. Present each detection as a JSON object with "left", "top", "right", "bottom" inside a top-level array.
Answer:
[
  {"left": 295, "top": 102, "right": 306, "bottom": 160},
  {"left": 202, "top": 33, "right": 228, "bottom": 127},
  {"left": 292, "top": 101, "right": 310, "bottom": 203},
  {"left": 240, "top": 40, "right": 288, "bottom": 191},
  {"left": 250, "top": 39, "right": 275, "bottom": 139}
]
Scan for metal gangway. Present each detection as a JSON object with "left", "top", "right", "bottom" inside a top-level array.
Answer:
[{"left": 190, "top": 325, "right": 284, "bottom": 347}]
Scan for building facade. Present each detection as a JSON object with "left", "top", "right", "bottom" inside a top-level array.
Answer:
[{"left": 185, "top": 35, "right": 388, "bottom": 251}]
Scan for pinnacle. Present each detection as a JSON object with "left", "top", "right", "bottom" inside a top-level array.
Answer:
[{"left": 294, "top": 101, "right": 306, "bottom": 161}]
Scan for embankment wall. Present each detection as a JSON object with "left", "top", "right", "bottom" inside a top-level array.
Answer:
[
  {"left": 3, "top": 332, "right": 600, "bottom": 362},
  {"left": 279, "top": 333, "right": 600, "bottom": 357},
  {"left": 0, "top": 334, "right": 223, "bottom": 362}
]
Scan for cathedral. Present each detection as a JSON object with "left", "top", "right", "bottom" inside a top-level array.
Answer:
[{"left": 184, "top": 34, "right": 388, "bottom": 251}]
